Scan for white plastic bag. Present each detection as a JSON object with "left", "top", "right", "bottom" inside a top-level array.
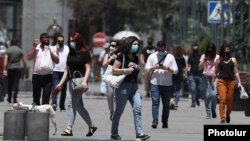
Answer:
[
  {"left": 40, "top": 46, "right": 53, "bottom": 71},
  {"left": 239, "top": 84, "right": 249, "bottom": 99}
]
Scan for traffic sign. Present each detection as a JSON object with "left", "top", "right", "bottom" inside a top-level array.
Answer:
[
  {"left": 208, "top": 1, "right": 233, "bottom": 24},
  {"left": 92, "top": 32, "right": 106, "bottom": 47}
]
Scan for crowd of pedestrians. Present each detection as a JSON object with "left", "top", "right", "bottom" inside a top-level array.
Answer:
[{"left": 0, "top": 30, "right": 243, "bottom": 140}]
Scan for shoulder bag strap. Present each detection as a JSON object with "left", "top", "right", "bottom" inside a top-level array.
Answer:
[
  {"left": 122, "top": 53, "right": 125, "bottom": 69},
  {"left": 157, "top": 53, "right": 168, "bottom": 64}
]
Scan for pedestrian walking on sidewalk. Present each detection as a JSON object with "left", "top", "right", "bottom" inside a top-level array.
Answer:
[
  {"left": 145, "top": 40, "right": 178, "bottom": 129},
  {"left": 111, "top": 36, "right": 150, "bottom": 140},
  {"left": 27, "top": 33, "right": 59, "bottom": 105},
  {"left": 187, "top": 44, "right": 203, "bottom": 107},
  {"left": 55, "top": 32, "right": 97, "bottom": 137},
  {"left": 102, "top": 39, "right": 120, "bottom": 120},
  {"left": 213, "top": 43, "right": 241, "bottom": 124},
  {"left": 139, "top": 37, "right": 156, "bottom": 98},
  {"left": 199, "top": 43, "right": 219, "bottom": 119},
  {"left": 4, "top": 39, "right": 26, "bottom": 103},
  {"left": 172, "top": 45, "right": 187, "bottom": 110},
  {"left": 51, "top": 34, "right": 69, "bottom": 111}
]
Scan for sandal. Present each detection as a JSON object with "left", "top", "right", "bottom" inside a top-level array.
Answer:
[
  {"left": 61, "top": 127, "right": 73, "bottom": 136},
  {"left": 86, "top": 125, "right": 97, "bottom": 137}
]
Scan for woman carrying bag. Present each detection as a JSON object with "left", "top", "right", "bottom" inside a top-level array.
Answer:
[
  {"left": 55, "top": 32, "right": 97, "bottom": 137},
  {"left": 110, "top": 36, "right": 150, "bottom": 140}
]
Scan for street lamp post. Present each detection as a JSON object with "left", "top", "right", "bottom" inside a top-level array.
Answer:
[{"left": 47, "top": 17, "right": 63, "bottom": 45}]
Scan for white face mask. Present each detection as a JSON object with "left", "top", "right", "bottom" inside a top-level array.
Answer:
[
  {"left": 70, "top": 42, "right": 76, "bottom": 49},
  {"left": 110, "top": 47, "right": 117, "bottom": 52}
]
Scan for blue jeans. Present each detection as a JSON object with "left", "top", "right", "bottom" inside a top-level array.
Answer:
[
  {"left": 67, "top": 81, "right": 92, "bottom": 127},
  {"left": 173, "top": 79, "right": 182, "bottom": 105},
  {"left": 52, "top": 71, "right": 67, "bottom": 109},
  {"left": 150, "top": 83, "right": 173, "bottom": 124},
  {"left": 188, "top": 75, "right": 203, "bottom": 105},
  {"left": 111, "top": 81, "right": 143, "bottom": 136},
  {"left": 202, "top": 74, "right": 217, "bottom": 118}
]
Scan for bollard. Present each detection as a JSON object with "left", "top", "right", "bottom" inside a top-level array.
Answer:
[
  {"left": 26, "top": 112, "right": 49, "bottom": 141},
  {"left": 3, "top": 110, "right": 26, "bottom": 141}
]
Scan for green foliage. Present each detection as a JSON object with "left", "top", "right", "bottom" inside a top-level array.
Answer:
[{"left": 68, "top": 0, "right": 173, "bottom": 35}]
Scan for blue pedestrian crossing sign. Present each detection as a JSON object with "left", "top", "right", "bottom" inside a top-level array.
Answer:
[{"left": 208, "top": 1, "right": 233, "bottom": 24}]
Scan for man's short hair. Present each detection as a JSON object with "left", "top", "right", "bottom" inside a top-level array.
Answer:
[{"left": 157, "top": 40, "right": 166, "bottom": 48}]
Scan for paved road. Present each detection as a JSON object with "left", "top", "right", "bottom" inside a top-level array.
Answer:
[{"left": 0, "top": 82, "right": 249, "bottom": 141}]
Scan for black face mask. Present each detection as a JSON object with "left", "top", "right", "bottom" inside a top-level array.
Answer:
[
  {"left": 42, "top": 40, "right": 49, "bottom": 46},
  {"left": 223, "top": 51, "right": 230, "bottom": 56},
  {"left": 58, "top": 41, "right": 64, "bottom": 47},
  {"left": 148, "top": 41, "right": 153, "bottom": 45},
  {"left": 192, "top": 49, "right": 198, "bottom": 53}
]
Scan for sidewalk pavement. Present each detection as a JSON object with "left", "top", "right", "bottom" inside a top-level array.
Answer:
[{"left": 0, "top": 82, "right": 249, "bottom": 141}]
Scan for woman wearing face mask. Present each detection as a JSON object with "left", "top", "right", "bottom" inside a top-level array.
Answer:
[
  {"left": 55, "top": 32, "right": 97, "bottom": 137},
  {"left": 199, "top": 43, "right": 220, "bottom": 119},
  {"left": 187, "top": 44, "right": 203, "bottom": 107},
  {"left": 213, "top": 43, "right": 241, "bottom": 124},
  {"left": 110, "top": 36, "right": 150, "bottom": 140},
  {"left": 102, "top": 39, "right": 120, "bottom": 120}
]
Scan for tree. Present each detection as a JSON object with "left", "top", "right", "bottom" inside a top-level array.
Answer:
[{"left": 67, "top": 0, "right": 173, "bottom": 44}]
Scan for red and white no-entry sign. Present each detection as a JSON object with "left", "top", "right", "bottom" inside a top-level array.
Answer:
[{"left": 92, "top": 32, "right": 106, "bottom": 47}]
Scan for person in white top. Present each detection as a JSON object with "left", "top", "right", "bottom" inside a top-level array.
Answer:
[
  {"left": 27, "top": 33, "right": 59, "bottom": 105},
  {"left": 145, "top": 40, "right": 178, "bottom": 129},
  {"left": 51, "top": 34, "right": 69, "bottom": 111},
  {"left": 98, "top": 42, "right": 110, "bottom": 96}
]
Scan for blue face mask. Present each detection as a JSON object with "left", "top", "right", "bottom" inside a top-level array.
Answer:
[
  {"left": 130, "top": 44, "right": 139, "bottom": 53},
  {"left": 158, "top": 51, "right": 166, "bottom": 56},
  {"left": 70, "top": 42, "right": 76, "bottom": 49}
]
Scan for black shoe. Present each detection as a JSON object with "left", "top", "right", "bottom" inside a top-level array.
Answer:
[
  {"left": 212, "top": 110, "right": 217, "bottom": 118},
  {"left": 110, "top": 112, "right": 114, "bottom": 120},
  {"left": 162, "top": 123, "right": 168, "bottom": 128},
  {"left": 151, "top": 123, "right": 157, "bottom": 128},
  {"left": 190, "top": 104, "right": 195, "bottom": 108},
  {"left": 111, "top": 134, "right": 123, "bottom": 140},
  {"left": 226, "top": 116, "right": 230, "bottom": 123},
  {"left": 136, "top": 134, "right": 150, "bottom": 140},
  {"left": 7, "top": 98, "right": 11, "bottom": 103},
  {"left": 145, "top": 93, "right": 150, "bottom": 98},
  {"left": 196, "top": 99, "right": 200, "bottom": 106},
  {"left": 13, "top": 99, "right": 17, "bottom": 103}
]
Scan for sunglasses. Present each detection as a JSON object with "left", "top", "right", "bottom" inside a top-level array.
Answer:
[{"left": 111, "top": 44, "right": 117, "bottom": 47}]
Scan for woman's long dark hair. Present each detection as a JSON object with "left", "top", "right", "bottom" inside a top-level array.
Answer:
[
  {"left": 205, "top": 43, "right": 217, "bottom": 59},
  {"left": 219, "top": 43, "right": 232, "bottom": 58},
  {"left": 119, "top": 36, "right": 140, "bottom": 54}
]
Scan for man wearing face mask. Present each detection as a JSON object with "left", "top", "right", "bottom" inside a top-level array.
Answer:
[
  {"left": 51, "top": 34, "right": 69, "bottom": 111},
  {"left": 187, "top": 44, "right": 203, "bottom": 107},
  {"left": 139, "top": 37, "right": 157, "bottom": 98},
  {"left": 27, "top": 33, "right": 59, "bottom": 105},
  {"left": 145, "top": 40, "right": 178, "bottom": 129},
  {"left": 213, "top": 43, "right": 241, "bottom": 124}
]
